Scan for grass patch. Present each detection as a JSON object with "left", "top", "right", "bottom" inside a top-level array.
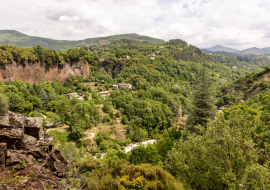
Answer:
[{"left": 48, "top": 131, "right": 72, "bottom": 145}]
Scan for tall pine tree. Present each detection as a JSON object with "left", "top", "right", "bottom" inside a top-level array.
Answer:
[
  {"left": 39, "top": 88, "right": 48, "bottom": 105},
  {"left": 187, "top": 62, "right": 216, "bottom": 133}
]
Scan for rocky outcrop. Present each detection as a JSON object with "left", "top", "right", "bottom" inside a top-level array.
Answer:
[
  {"left": 0, "top": 61, "right": 89, "bottom": 84},
  {"left": 0, "top": 111, "right": 72, "bottom": 189}
]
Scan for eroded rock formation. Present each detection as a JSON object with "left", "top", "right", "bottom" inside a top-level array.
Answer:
[
  {"left": 0, "top": 61, "right": 89, "bottom": 84},
  {"left": 0, "top": 111, "right": 72, "bottom": 189}
]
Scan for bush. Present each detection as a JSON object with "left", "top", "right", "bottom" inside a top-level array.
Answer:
[
  {"left": 110, "top": 126, "right": 117, "bottom": 134},
  {"left": 115, "top": 111, "right": 121, "bottom": 118},
  {"left": 102, "top": 115, "right": 111, "bottom": 123},
  {"left": 59, "top": 143, "right": 80, "bottom": 164},
  {"left": 78, "top": 157, "right": 183, "bottom": 190},
  {"left": 102, "top": 103, "right": 111, "bottom": 113},
  {"left": 127, "top": 127, "right": 148, "bottom": 142},
  {"left": 76, "top": 139, "right": 91, "bottom": 148},
  {"left": 129, "top": 144, "right": 162, "bottom": 165},
  {"left": 121, "top": 115, "right": 128, "bottom": 124}
]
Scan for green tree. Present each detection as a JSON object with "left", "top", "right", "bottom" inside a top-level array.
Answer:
[
  {"left": 71, "top": 120, "right": 85, "bottom": 139},
  {"left": 47, "top": 112, "right": 61, "bottom": 127},
  {"left": 102, "top": 103, "right": 111, "bottom": 113},
  {"left": 33, "top": 44, "right": 44, "bottom": 61},
  {"left": 26, "top": 95, "right": 42, "bottom": 110},
  {"left": 187, "top": 64, "right": 216, "bottom": 132},
  {"left": 166, "top": 112, "right": 270, "bottom": 189},
  {"left": 129, "top": 144, "right": 162, "bottom": 165},
  {"left": 39, "top": 88, "right": 48, "bottom": 105},
  {"left": 121, "top": 115, "right": 128, "bottom": 124},
  {"left": 48, "top": 88, "right": 56, "bottom": 102}
]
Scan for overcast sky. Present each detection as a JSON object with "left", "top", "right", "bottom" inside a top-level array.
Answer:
[{"left": 1, "top": 0, "right": 270, "bottom": 50}]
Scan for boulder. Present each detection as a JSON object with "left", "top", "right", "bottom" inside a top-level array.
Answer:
[
  {"left": 0, "top": 112, "right": 9, "bottom": 126},
  {"left": 6, "top": 149, "right": 27, "bottom": 166},
  {"left": 0, "top": 125, "right": 24, "bottom": 149},
  {"left": 25, "top": 117, "right": 44, "bottom": 140},
  {"left": 8, "top": 111, "right": 25, "bottom": 128}
]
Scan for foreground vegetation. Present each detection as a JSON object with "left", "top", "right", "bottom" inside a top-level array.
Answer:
[{"left": 1, "top": 38, "right": 270, "bottom": 189}]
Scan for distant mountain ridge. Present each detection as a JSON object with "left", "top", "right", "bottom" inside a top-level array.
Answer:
[
  {"left": 206, "top": 45, "right": 239, "bottom": 53},
  {"left": 0, "top": 30, "right": 165, "bottom": 50},
  {"left": 203, "top": 45, "right": 270, "bottom": 56}
]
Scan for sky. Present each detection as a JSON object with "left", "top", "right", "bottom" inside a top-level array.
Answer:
[{"left": 1, "top": 0, "right": 270, "bottom": 50}]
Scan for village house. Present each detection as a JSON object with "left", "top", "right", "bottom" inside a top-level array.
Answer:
[
  {"left": 99, "top": 58, "right": 105, "bottom": 62},
  {"left": 119, "top": 83, "right": 132, "bottom": 89},
  {"left": 113, "top": 84, "right": 119, "bottom": 89},
  {"left": 232, "top": 66, "right": 237, "bottom": 69},
  {"left": 99, "top": 91, "right": 110, "bottom": 98},
  {"left": 67, "top": 92, "right": 79, "bottom": 99},
  {"left": 159, "top": 46, "right": 164, "bottom": 49},
  {"left": 67, "top": 92, "right": 85, "bottom": 100},
  {"left": 77, "top": 95, "right": 86, "bottom": 100},
  {"left": 126, "top": 55, "right": 130, "bottom": 59},
  {"left": 156, "top": 51, "right": 160, "bottom": 54},
  {"left": 83, "top": 82, "right": 95, "bottom": 86},
  {"left": 149, "top": 53, "right": 156, "bottom": 60}
]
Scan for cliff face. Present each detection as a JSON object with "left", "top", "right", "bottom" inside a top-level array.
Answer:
[{"left": 0, "top": 61, "right": 89, "bottom": 84}]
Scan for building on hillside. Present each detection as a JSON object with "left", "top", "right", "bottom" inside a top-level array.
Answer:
[
  {"left": 67, "top": 93, "right": 79, "bottom": 99},
  {"left": 119, "top": 83, "right": 132, "bottom": 89},
  {"left": 99, "top": 91, "right": 110, "bottom": 98},
  {"left": 99, "top": 58, "right": 105, "bottom": 62},
  {"left": 126, "top": 55, "right": 130, "bottom": 59},
  {"left": 77, "top": 95, "right": 86, "bottom": 100},
  {"left": 83, "top": 82, "right": 95, "bottom": 85},
  {"left": 156, "top": 51, "right": 160, "bottom": 54},
  {"left": 113, "top": 85, "right": 119, "bottom": 89},
  {"left": 232, "top": 66, "right": 237, "bottom": 69},
  {"left": 149, "top": 53, "right": 156, "bottom": 60},
  {"left": 67, "top": 92, "right": 86, "bottom": 100},
  {"left": 159, "top": 46, "right": 164, "bottom": 49}
]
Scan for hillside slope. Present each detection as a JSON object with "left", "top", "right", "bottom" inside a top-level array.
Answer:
[
  {"left": 216, "top": 66, "right": 270, "bottom": 107},
  {"left": 239, "top": 47, "right": 270, "bottom": 55},
  {"left": 0, "top": 30, "right": 165, "bottom": 50}
]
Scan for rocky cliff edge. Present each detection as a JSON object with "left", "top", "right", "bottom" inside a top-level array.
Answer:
[{"left": 0, "top": 111, "right": 73, "bottom": 189}]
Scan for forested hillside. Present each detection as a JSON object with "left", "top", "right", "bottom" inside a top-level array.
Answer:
[
  {"left": 1, "top": 38, "right": 270, "bottom": 189},
  {"left": 0, "top": 30, "right": 165, "bottom": 50}
]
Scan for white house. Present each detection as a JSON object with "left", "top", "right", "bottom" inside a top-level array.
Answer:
[{"left": 119, "top": 83, "right": 132, "bottom": 89}]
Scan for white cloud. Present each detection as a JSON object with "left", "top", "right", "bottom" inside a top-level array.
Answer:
[
  {"left": 0, "top": 0, "right": 270, "bottom": 49},
  {"left": 59, "top": 15, "right": 80, "bottom": 22}
]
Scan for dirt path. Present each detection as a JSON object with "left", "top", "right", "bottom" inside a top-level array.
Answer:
[{"left": 83, "top": 129, "right": 95, "bottom": 140}]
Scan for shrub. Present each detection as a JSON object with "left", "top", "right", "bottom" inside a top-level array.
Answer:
[{"left": 78, "top": 158, "right": 183, "bottom": 190}]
